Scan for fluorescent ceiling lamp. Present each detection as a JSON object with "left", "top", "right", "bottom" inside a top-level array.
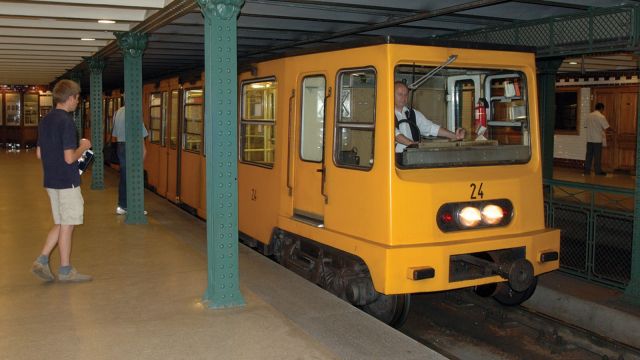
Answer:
[
  {"left": 81, "top": 38, "right": 96, "bottom": 41},
  {"left": 98, "top": 20, "right": 116, "bottom": 24},
  {"left": 569, "top": 61, "right": 578, "bottom": 65}
]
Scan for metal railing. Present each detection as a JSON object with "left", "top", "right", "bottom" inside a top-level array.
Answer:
[
  {"left": 544, "top": 179, "right": 634, "bottom": 289},
  {"left": 440, "top": 5, "right": 640, "bottom": 58}
]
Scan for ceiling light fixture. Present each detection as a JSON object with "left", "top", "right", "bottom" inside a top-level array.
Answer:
[
  {"left": 98, "top": 19, "right": 116, "bottom": 24},
  {"left": 81, "top": 38, "right": 96, "bottom": 41},
  {"left": 569, "top": 61, "right": 578, "bottom": 65}
]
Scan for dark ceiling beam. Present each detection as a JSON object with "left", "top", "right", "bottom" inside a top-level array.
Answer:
[
  {"left": 243, "top": 0, "right": 510, "bottom": 57},
  {"left": 512, "top": 0, "right": 592, "bottom": 11},
  {"left": 433, "top": 13, "right": 515, "bottom": 25},
  {"left": 245, "top": 0, "right": 415, "bottom": 15},
  {"left": 239, "top": 13, "right": 465, "bottom": 33}
]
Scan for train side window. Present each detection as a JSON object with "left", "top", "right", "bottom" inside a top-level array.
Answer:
[
  {"left": 161, "top": 92, "right": 168, "bottom": 147},
  {"left": 334, "top": 68, "right": 376, "bottom": 170},
  {"left": 240, "top": 78, "right": 277, "bottom": 167},
  {"left": 169, "top": 90, "right": 179, "bottom": 149},
  {"left": 183, "top": 88, "right": 203, "bottom": 153},
  {"left": 300, "top": 75, "right": 326, "bottom": 162},
  {"left": 149, "top": 92, "right": 163, "bottom": 144}
]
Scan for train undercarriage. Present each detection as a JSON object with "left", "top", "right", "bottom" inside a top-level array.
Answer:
[
  {"left": 241, "top": 229, "right": 411, "bottom": 327},
  {"left": 240, "top": 228, "right": 539, "bottom": 328}
]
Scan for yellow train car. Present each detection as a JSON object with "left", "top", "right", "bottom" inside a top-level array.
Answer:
[
  {"left": 142, "top": 74, "right": 207, "bottom": 217},
  {"left": 236, "top": 39, "right": 560, "bottom": 326},
  {"left": 139, "top": 38, "right": 560, "bottom": 327}
]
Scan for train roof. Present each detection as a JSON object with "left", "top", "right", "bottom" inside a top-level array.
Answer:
[
  {"left": 239, "top": 35, "right": 536, "bottom": 68},
  {"left": 145, "top": 36, "right": 537, "bottom": 86}
]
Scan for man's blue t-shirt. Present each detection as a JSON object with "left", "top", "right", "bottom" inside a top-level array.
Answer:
[{"left": 37, "top": 109, "right": 80, "bottom": 189}]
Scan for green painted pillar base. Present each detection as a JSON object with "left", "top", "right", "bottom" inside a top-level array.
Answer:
[
  {"left": 198, "top": 0, "right": 245, "bottom": 309},
  {"left": 623, "top": 54, "right": 640, "bottom": 305},
  {"left": 86, "top": 57, "right": 106, "bottom": 190},
  {"left": 536, "top": 58, "right": 562, "bottom": 180},
  {"left": 116, "top": 32, "right": 148, "bottom": 225}
]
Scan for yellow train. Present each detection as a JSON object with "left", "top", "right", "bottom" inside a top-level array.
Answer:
[{"left": 139, "top": 38, "right": 560, "bottom": 327}]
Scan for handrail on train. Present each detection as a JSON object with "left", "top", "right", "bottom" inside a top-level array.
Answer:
[{"left": 408, "top": 54, "right": 458, "bottom": 90}]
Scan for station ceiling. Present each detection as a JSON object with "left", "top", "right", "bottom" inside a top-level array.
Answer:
[{"left": 0, "top": 0, "right": 639, "bottom": 88}]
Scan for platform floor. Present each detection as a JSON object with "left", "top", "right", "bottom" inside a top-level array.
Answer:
[
  {"left": 553, "top": 166, "right": 636, "bottom": 189},
  {"left": 0, "top": 150, "right": 442, "bottom": 360},
  {"left": 3, "top": 149, "right": 640, "bottom": 359}
]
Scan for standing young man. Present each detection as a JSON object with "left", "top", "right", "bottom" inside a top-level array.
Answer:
[
  {"left": 584, "top": 102, "right": 611, "bottom": 176},
  {"left": 31, "top": 79, "right": 92, "bottom": 282}
]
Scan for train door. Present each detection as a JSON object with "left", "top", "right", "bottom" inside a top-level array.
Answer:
[
  {"left": 179, "top": 87, "right": 204, "bottom": 213},
  {"left": 166, "top": 88, "right": 181, "bottom": 203},
  {"left": 594, "top": 87, "right": 638, "bottom": 172},
  {"left": 148, "top": 91, "right": 169, "bottom": 196},
  {"left": 292, "top": 74, "right": 327, "bottom": 225}
]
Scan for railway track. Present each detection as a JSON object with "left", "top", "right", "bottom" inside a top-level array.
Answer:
[{"left": 401, "top": 289, "right": 640, "bottom": 360}]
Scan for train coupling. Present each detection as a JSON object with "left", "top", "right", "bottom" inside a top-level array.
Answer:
[{"left": 457, "top": 254, "right": 534, "bottom": 292}]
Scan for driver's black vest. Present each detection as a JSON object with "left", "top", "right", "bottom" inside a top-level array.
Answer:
[{"left": 395, "top": 109, "right": 420, "bottom": 142}]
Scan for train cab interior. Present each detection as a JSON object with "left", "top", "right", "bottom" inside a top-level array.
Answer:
[{"left": 395, "top": 63, "right": 531, "bottom": 169}]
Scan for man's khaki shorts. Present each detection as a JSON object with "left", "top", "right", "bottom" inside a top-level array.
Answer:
[{"left": 46, "top": 187, "right": 84, "bottom": 225}]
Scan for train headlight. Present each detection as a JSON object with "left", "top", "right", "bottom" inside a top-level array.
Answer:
[
  {"left": 458, "top": 207, "right": 482, "bottom": 228},
  {"left": 481, "top": 204, "right": 504, "bottom": 225},
  {"left": 437, "top": 199, "right": 513, "bottom": 232}
]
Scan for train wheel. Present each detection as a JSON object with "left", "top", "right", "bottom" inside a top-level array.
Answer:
[
  {"left": 473, "top": 282, "right": 498, "bottom": 297},
  {"left": 362, "top": 294, "right": 411, "bottom": 328},
  {"left": 493, "top": 276, "right": 538, "bottom": 306}
]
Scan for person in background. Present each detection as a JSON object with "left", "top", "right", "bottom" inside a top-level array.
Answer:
[
  {"left": 584, "top": 102, "right": 611, "bottom": 176},
  {"left": 32, "top": 79, "right": 92, "bottom": 283},
  {"left": 394, "top": 81, "right": 465, "bottom": 163},
  {"left": 111, "top": 99, "right": 148, "bottom": 215}
]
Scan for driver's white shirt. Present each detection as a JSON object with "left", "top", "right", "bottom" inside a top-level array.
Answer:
[{"left": 395, "top": 106, "right": 440, "bottom": 153}]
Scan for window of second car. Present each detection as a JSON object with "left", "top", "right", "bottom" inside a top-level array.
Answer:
[
  {"left": 334, "top": 69, "right": 376, "bottom": 169},
  {"left": 169, "top": 90, "right": 179, "bottom": 149},
  {"left": 149, "top": 92, "right": 162, "bottom": 144},
  {"left": 183, "top": 89, "right": 203, "bottom": 153},
  {"left": 240, "top": 79, "right": 276, "bottom": 167}
]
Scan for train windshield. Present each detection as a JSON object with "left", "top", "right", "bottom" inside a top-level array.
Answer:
[{"left": 395, "top": 64, "right": 531, "bottom": 169}]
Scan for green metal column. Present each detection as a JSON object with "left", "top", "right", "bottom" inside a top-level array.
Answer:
[
  {"left": 87, "top": 57, "right": 106, "bottom": 190},
  {"left": 197, "top": 0, "right": 245, "bottom": 308},
  {"left": 116, "top": 31, "right": 148, "bottom": 225},
  {"left": 536, "top": 58, "right": 562, "bottom": 180},
  {"left": 624, "top": 54, "right": 640, "bottom": 304},
  {"left": 69, "top": 70, "right": 83, "bottom": 139}
]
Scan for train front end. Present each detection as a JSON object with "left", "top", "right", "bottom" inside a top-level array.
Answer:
[{"left": 384, "top": 45, "right": 560, "bottom": 304}]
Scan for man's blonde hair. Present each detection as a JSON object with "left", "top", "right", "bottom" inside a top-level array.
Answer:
[{"left": 52, "top": 79, "right": 80, "bottom": 105}]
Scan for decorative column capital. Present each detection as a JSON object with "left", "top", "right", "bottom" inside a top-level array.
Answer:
[
  {"left": 196, "top": 0, "right": 244, "bottom": 20},
  {"left": 115, "top": 31, "right": 148, "bottom": 58},
  {"left": 85, "top": 56, "right": 106, "bottom": 74}
]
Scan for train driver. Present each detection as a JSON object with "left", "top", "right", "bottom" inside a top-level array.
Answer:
[{"left": 394, "top": 81, "right": 465, "bottom": 163}]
